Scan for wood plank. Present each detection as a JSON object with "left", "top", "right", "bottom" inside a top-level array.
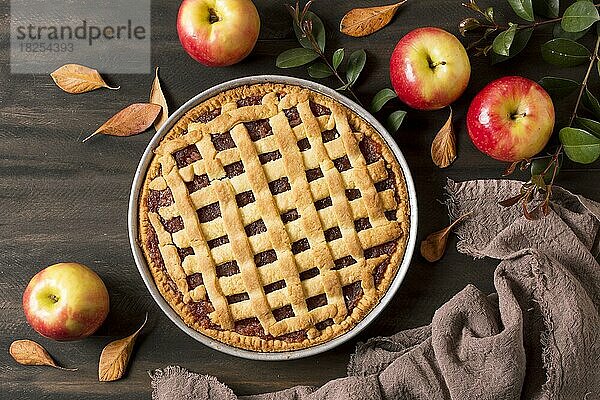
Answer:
[{"left": 0, "top": 0, "right": 598, "bottom": 398}]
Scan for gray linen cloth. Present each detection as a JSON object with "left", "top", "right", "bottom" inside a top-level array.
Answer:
[{"left": 150, "top": 179, "right": 600, "bottom": 400}]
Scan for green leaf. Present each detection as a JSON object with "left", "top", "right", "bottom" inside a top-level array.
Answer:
[
  {"left": 561, "top": 1, "right": 600, "bottom": 33},
  {"left": 492, "top": 23, "right": 518, "bottom": 56},
  {"left": 459, "top": 18, "right": 482, "bottom": 36},
  {"left": 370, "top": 88, "right": 397, "bottom": 113},
  {"left": 541, "top": 38, "right": 591, "bottom": 67},
  {"left": 507, "top": 0, "right": 534, "bottom": 21},
  {"left": 276, "top": 48, "right": 319, "bottom": 68},
  {"left": 553, "top": 23, "right": 590, "bottom": 41},
  {"left": 307, "top": 62, "right": 333, "bottom": 78},
  {"left": 386, "top": 110, "right": 407, "bottom": 132},
  {"left": 582, "top": 89, "right": 600, "bottom": 119},
  {"left": 346, "top": 49, "right": 367, "bottom": 87},
  {"left": 333, "top": 48, "right": 344, "bottom": 71},
  {"left": 559, "top": 127, "right": 600, "bottom": 164},
  {"left": 538, "top": 76, "right": 580, "bottom": 97},
  {"left": 574, "top": 117, "right": 600, "bottom": 138},
  {"left": 531, "top": 155, "right": 562, "bottom": 184},
  {"left": 532, "top": 0, "right": 559, "bottom": 18},
  {"left": 491, "top": 28, "right": 533, "bottom": 64},
  {"left": 293, "top": 11, "right": 326, "bottom": 52}
]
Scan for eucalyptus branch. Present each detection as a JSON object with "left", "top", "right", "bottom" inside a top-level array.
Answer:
[
  {"left": 545, "top": 35, "right": 600, "bottom": 187},
  {"left": 461, "top": 1, "right": 600, "bottom": 56},
  {"left": 295, "top": 13, "right": 363, "bottom": 105},
  {"left": 476, "top": 16, "right": 564, "bottom": 31},
  {"left": 569, "top": 35, "right": 600, "bottom": 126}
]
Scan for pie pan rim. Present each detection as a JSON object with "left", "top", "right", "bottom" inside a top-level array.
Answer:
[{"left": 128, "top": 75, "right": 418, "bottom": 360}]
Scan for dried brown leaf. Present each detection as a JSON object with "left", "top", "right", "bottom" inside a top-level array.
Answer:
[
  {"left": 503, "top": 161, "right": 519, "bottom": 176},
  {"left": 420, "top": 212, "right": 472, "bottom": 262},
  {"left": 499, "top": 192, "right": 527, "bottom": 207},
  {"left": 83, "top": 103, "right": 161, "bottom": 142},
  {"left": 523, "top": 201, "right": 535, "bottom": 220},
  {"left": 9, "top": 340, "right": 76, "bottom": 371},
  {"left": 149, "top": 67, "right": 169, "bottom": 131},
  {"left": 50, "top": 64, "right": 119, "bottom": 94},
  {"left": 519, "top": 160, "right": 531, "bottom": 171},
  {"left": 521, "top": 189, "right": 538, "bottom": 221},
  {"left": 340, "top": 1, "right": 406, "bottom": 37},
  {"left": 98, "top": 313, "right": 147, "bottom": 382},
  {"left": 431, "top": 108, "right": 457, "bottom": 168}
]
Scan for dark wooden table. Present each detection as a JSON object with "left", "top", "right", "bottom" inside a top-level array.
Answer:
[{"left": 1, "top": 0, "right": 599, "bottom": 398}]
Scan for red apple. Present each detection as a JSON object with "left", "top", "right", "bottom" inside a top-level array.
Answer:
[
  {"left": 23, "top": 262, "right": 109, "bottom": 341},
  {"left": 390, "top": 27, "right": 471, "bottom": 110},
  {"left": 177, "top": 0, "right": 260, "bottom": 67},
  {"left": 467, "top": 76, "right": 555, "bottom": 162}
]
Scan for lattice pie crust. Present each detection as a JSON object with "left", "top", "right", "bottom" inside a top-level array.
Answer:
[{"left": 139, "top": 83, "right": 410, "bottom": 352}]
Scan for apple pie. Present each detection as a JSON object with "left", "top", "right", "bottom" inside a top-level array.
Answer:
[{"left": 138, "top": 82, "right": 410, "bottom": 352}]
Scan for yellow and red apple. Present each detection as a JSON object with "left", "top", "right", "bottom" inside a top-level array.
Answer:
[
  {"left": 467, "top": 76, "right": 555, "bottom": 162},
  {"left": 177, "top": 0, "right": 260, "bottom": 67},
  {"left": 23, "top": 262, "right": 109, "bottom": 341},
  {"left": 390, "top": 27, "right": 471, "bottom": 110}
]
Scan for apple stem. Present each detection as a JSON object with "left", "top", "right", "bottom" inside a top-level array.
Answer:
[
  {"left": 510, "top": 112, "right": 526, "bottom": 120},
  {"left": 48, "top": 294, "right": 59, "bottom": 303},
  {"left": 208, "top": 8, "right": 220, "bottom": 24}
]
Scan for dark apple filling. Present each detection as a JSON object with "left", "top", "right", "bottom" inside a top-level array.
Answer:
[
  {"left": 186, "top": 272, "right": 203, "bottom": 290},
  {"left": 145, "top": 101, "right": 402, "bottom": 343},
  {"left": 259, "top": 150, "right": 281, "bottom": 164},
  {"left": 161, "top": 216, "right": 184, "bottom": 233},
  {"left": 211, "top": 131, "right": 236, "bottom": 151},
  {"left": 254, "top": 249, "right": 277, "bottom": 267},
  {"left": 245, "top": 219, "right": 267, "bottom": 236},
  {"left": 147, "top": 187, "right": 174, "bottom": 213},
  {"left": 216, "top": 261, "right": 240, "bottom": 277},
  {"left": 237, "top": 96, "right": 263, "bottom": 107},
  {"left": 193, "top": 108, "right": 221, "bottom": 124},
  {"left": 223, "top": 161, "right": 245, "bottom": 178},
  {"left": 197, "top": 202, "right": 221, "bottom": 223},
  {"left": 173, "top": 145, "right": 201, "bottom": 168},
  {"left": 268, "top": 177, "right": 291, "bottom": 195},
  {"left": 324, "top": 226, "right": 342, "bottom": 242},
  {"left": 284, "top": 107, "right": 302, "bottom": 127},
  {"left": 244, "top": 119, "right": 272, "bottom": 141},
  {"left": 333, "top": 155, "right": 351, "bottom": 172},
  {"left": 306, "top": 167, "right": 324, "bottom": 182},
  {"left": 310, "top": 101, "right": 331, "bottom": 117},
  {"left": 235, "top": 190, "right": 255, "bottom": 208},
  {"left": 186, "top": 174, "right": 210, "bottom": 193},
  {"left": 264, "top": 279, "right": 286, "bottom": 294}
]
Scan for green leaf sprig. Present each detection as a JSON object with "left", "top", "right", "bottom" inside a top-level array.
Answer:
[
  {"left": 503, "top": 34, "right": 600, "bottom": 218},
  {"left": 460, "top": 0, "right": 600, "bottom": 219},
  {"left": 460, "top": 0, "right": 599, "bottom": 62},
  {"left": 369, "top": 88, "right": 407, "bottom": 133},
  {"left": 276, "top": 1, "right": 367, "bottom": 105}
]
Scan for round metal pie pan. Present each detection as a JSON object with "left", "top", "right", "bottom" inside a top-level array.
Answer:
[{"left": 128, "top": 75, "right": 418, "bottom": 361}]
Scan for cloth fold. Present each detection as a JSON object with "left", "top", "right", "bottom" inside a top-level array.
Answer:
[{"left": 151, "top": 180, "right": 600, "bottom": 400}]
